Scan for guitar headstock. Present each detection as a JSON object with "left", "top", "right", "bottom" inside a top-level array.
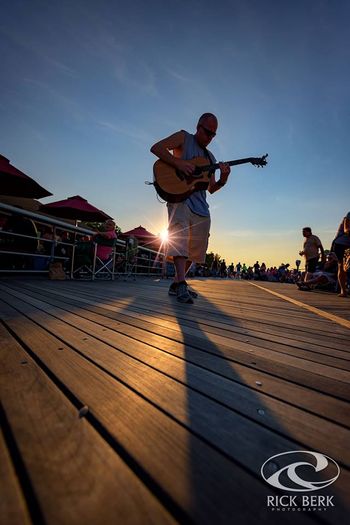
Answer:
[{"left": 251, "top": 154, "right": 268, "bottom": 168}]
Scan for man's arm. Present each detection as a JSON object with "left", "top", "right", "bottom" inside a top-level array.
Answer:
[
  {"left": 150, "top": 131, "right": 195, "bottom": 176},
  {"left": 320, "top": 244, "right": 325, "bottom": 261},
  {"left": 208, "top": 162, "right": 231, "bottom": 194},
  {"left": 317, "top": 238, "right": 326, "bottom": 261}
]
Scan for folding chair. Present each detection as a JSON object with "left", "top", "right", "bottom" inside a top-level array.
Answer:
[
  {"left": 72, "top": 241, "right": 94, "bottom": 279},
  {"left": 123, "top": 237, "right": 138, "bottom": 281},
  {"left": 92, "top": 238, "right": 117, "bottom": 280}
]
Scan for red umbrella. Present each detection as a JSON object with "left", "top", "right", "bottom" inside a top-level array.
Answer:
[
  {"left": 0, "top": 154, "right": 52, "bottom": 198},
  {"left": 122, "top": 225, "right": 160, "bottom": 248},
  {"left": 41, "top": 195, "right": 113, "bottom": 223}
]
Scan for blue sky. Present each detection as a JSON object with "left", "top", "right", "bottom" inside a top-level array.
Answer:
[{"left": 1, "top": 0, "right": 349, "bottom": 267}]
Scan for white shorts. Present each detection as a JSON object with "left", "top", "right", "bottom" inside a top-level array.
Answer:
[{"left": 166, "top": 202, "right": 210, "bottom": 263}]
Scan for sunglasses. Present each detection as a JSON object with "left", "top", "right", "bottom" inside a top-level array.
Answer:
[{"left": 200, "top": 125, "right": 216, "bottom": 138}]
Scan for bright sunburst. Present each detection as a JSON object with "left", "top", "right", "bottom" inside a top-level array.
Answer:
[{"left": 159, "top": 228, "right": 169, "bottom": 243}]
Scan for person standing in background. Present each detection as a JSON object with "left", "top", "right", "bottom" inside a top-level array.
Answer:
[
  {"left": 299, "top": 227, "right": 325, "bottom": 281},
  {"left": 331, "top": 212, "right": 350, "bottom": 297}
]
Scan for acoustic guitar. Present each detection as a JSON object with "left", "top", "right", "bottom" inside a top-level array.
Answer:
[{"left": 153, "top": 154, "right": 268, "bottom": 203}]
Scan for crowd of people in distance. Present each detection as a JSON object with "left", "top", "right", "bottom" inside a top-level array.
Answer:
[{"left": 190, "top": 260, "right": 301, "bottom": 284}]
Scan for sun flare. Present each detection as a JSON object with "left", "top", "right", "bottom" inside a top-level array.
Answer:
[{"left": 160, "top": 228, "right": 169, "bottom": 243}]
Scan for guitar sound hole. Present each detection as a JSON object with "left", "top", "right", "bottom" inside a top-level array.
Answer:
[{"left": 175, "top": 169, "right": 185, "bottom": 181}]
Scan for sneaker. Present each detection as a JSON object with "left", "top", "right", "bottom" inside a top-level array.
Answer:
[
  {"left": 176, "top": 281, "right": 194, "bottom": 304},
  {"left": 185, "top": 282, "right": 198, "bottom": 298},
  {"left": 168, "top": 282, "right": 178, "bottom": 296},
  {"left": 169, "top": 281, "right": 198, "bottom": 298}
]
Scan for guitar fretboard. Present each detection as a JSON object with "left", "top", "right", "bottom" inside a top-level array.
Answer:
[{"left": 198, "top": 155, "right": 268, "bottom": 173}]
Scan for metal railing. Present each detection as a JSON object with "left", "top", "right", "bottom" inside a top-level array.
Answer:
[{"left": 0, "top": 202, "right": 167, "bottom": 279}]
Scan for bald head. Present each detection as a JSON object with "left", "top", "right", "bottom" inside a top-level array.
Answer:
[
  {"left": 198, "top": 113, "right": 218, "bottom": 127},
  {"left": 195, "top": 113, "right": 218, "bottom": 147}
]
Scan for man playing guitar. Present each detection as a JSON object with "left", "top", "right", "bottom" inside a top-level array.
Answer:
[{"left": 150, "top": 113, "right": 230, "bottom": 304}]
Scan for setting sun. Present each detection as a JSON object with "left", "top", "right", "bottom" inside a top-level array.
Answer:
[{"left": 159, "top": 228, "right": 169, "bottom": 243}]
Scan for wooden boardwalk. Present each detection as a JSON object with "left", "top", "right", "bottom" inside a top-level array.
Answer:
[{"left": 0, "top": 277, "right": 349, "bottom": 525}]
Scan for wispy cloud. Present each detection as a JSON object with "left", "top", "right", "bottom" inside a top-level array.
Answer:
[
  {"left": 113, "top": 59, "right": 158, "bottom": 96},
  {"left": 68, "top": 25, "right": 158, "bottom": 96},
  {"left": 97, "top": 120, "right": 151, "bottom": 144},
  {"left": 165, "top": 68, "right": 192, "bottom": 83},
  {"left": 24, "top": 78, "right": 88, "bottom": 121},
  {"left": 0, "top": 26, "right": 78, "bottom": 78}
]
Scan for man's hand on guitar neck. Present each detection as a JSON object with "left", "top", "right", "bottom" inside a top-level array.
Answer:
[
  {"left": 208, "top": 162, "right": 230, "bottom": 193},
  {"left": 219, "top": 162, "right": 230, "bottom": 183}
]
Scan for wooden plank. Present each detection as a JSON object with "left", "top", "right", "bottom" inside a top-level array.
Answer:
[
  {"left": 2, "top": 285, "right": 349, "bottom": 402},
  {"left": 18, "top": 279, "right": 350, "bottom": 353},
  {"left": 39, "top": 280, "right": 350, "bottom": 346},
  {"left": 5, "top": 282, "right": 349, "bottom": 377},
  {"left": 2, "top": 283, "right": 350, "bottom": 426},
  {"left": 0, "top": 323, "right": 176, "bottom": 525},
  {"left": 120, "top": 278, "right": 350, "bottom": 331},
  {"left": 2, "top": 291, "right": 350, "bottom": 474},
  {"left": 0, "top": 428, "right": 32, "bottom": 525},
  {"left": 80, "top": 283, "right": 347, "bottom": 335},
  {"left": 0, "top": 297, "right": 334, "bottom": 524},
  {"left": 3, "top": 286, "right": 350, "bottom": 468},
  {"left": 249, "top": 282, "right": 350, "bottom": 330},
  {"left": 0, "top": 278, "right": 350, "bottom": 520},
  {"left": 246, "top": 281, "right": 350, "bottom": 322},
  {"left": 12, "top": 282, "right": 350, "bottom": 364}
]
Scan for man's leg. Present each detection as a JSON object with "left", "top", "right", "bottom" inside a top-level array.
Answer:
[
  {"left": 338, "top": 263, "right": 347, "bottom": 297},
  {"left": 173, "top": 256, "right": 188, "bottom": 283},
  {"left": 169, "top": 257, "right": 197, "bottom": 300},
  {"left": 171, "top": 256, "right": 193, "bottom": 303},
  {"left": 304, "top": 258, "right": 317, "bottom": 281},
  {"left": 297, "top": 275, "right": 327, "bottom": 289}
]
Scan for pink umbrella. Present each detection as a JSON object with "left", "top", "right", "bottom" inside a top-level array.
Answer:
[
  {"left": 0, "top": 154, "right": 52, "bottom": 198},
  {"left": 41, "top": 195, "right": 113, "bottom": 223},
  {"left": 122, "top": 225, "right": 160, "bottom": 249}
]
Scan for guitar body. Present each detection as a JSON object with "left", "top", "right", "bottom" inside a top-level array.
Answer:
[{"left": 153, "top": 157, "right": 213, "bottom": 203}]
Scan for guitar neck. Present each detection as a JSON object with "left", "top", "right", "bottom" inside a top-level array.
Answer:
[{"left": 199, "top": 157, "right": 256, "bottom": 173}]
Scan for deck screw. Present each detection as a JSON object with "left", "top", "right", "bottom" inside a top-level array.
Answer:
[{"left": 79, "top": 406, "right": 89, "bottom": 418}]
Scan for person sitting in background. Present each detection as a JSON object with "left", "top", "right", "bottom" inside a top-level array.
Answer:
[
  {"left": 40, "top": 226, "right": 62, "bottom": 255},
  {"left": 74, "top": 220, "right": 117, "bottom": 276},
  {"left": 94, "top": 219, "right": 117, "bottom": 261},
  {"left": 331, "top": 211, "right": 350, "bottom": 297},
  {"left": 296, "top": 252, "right": 338, "bottom": 291}
]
